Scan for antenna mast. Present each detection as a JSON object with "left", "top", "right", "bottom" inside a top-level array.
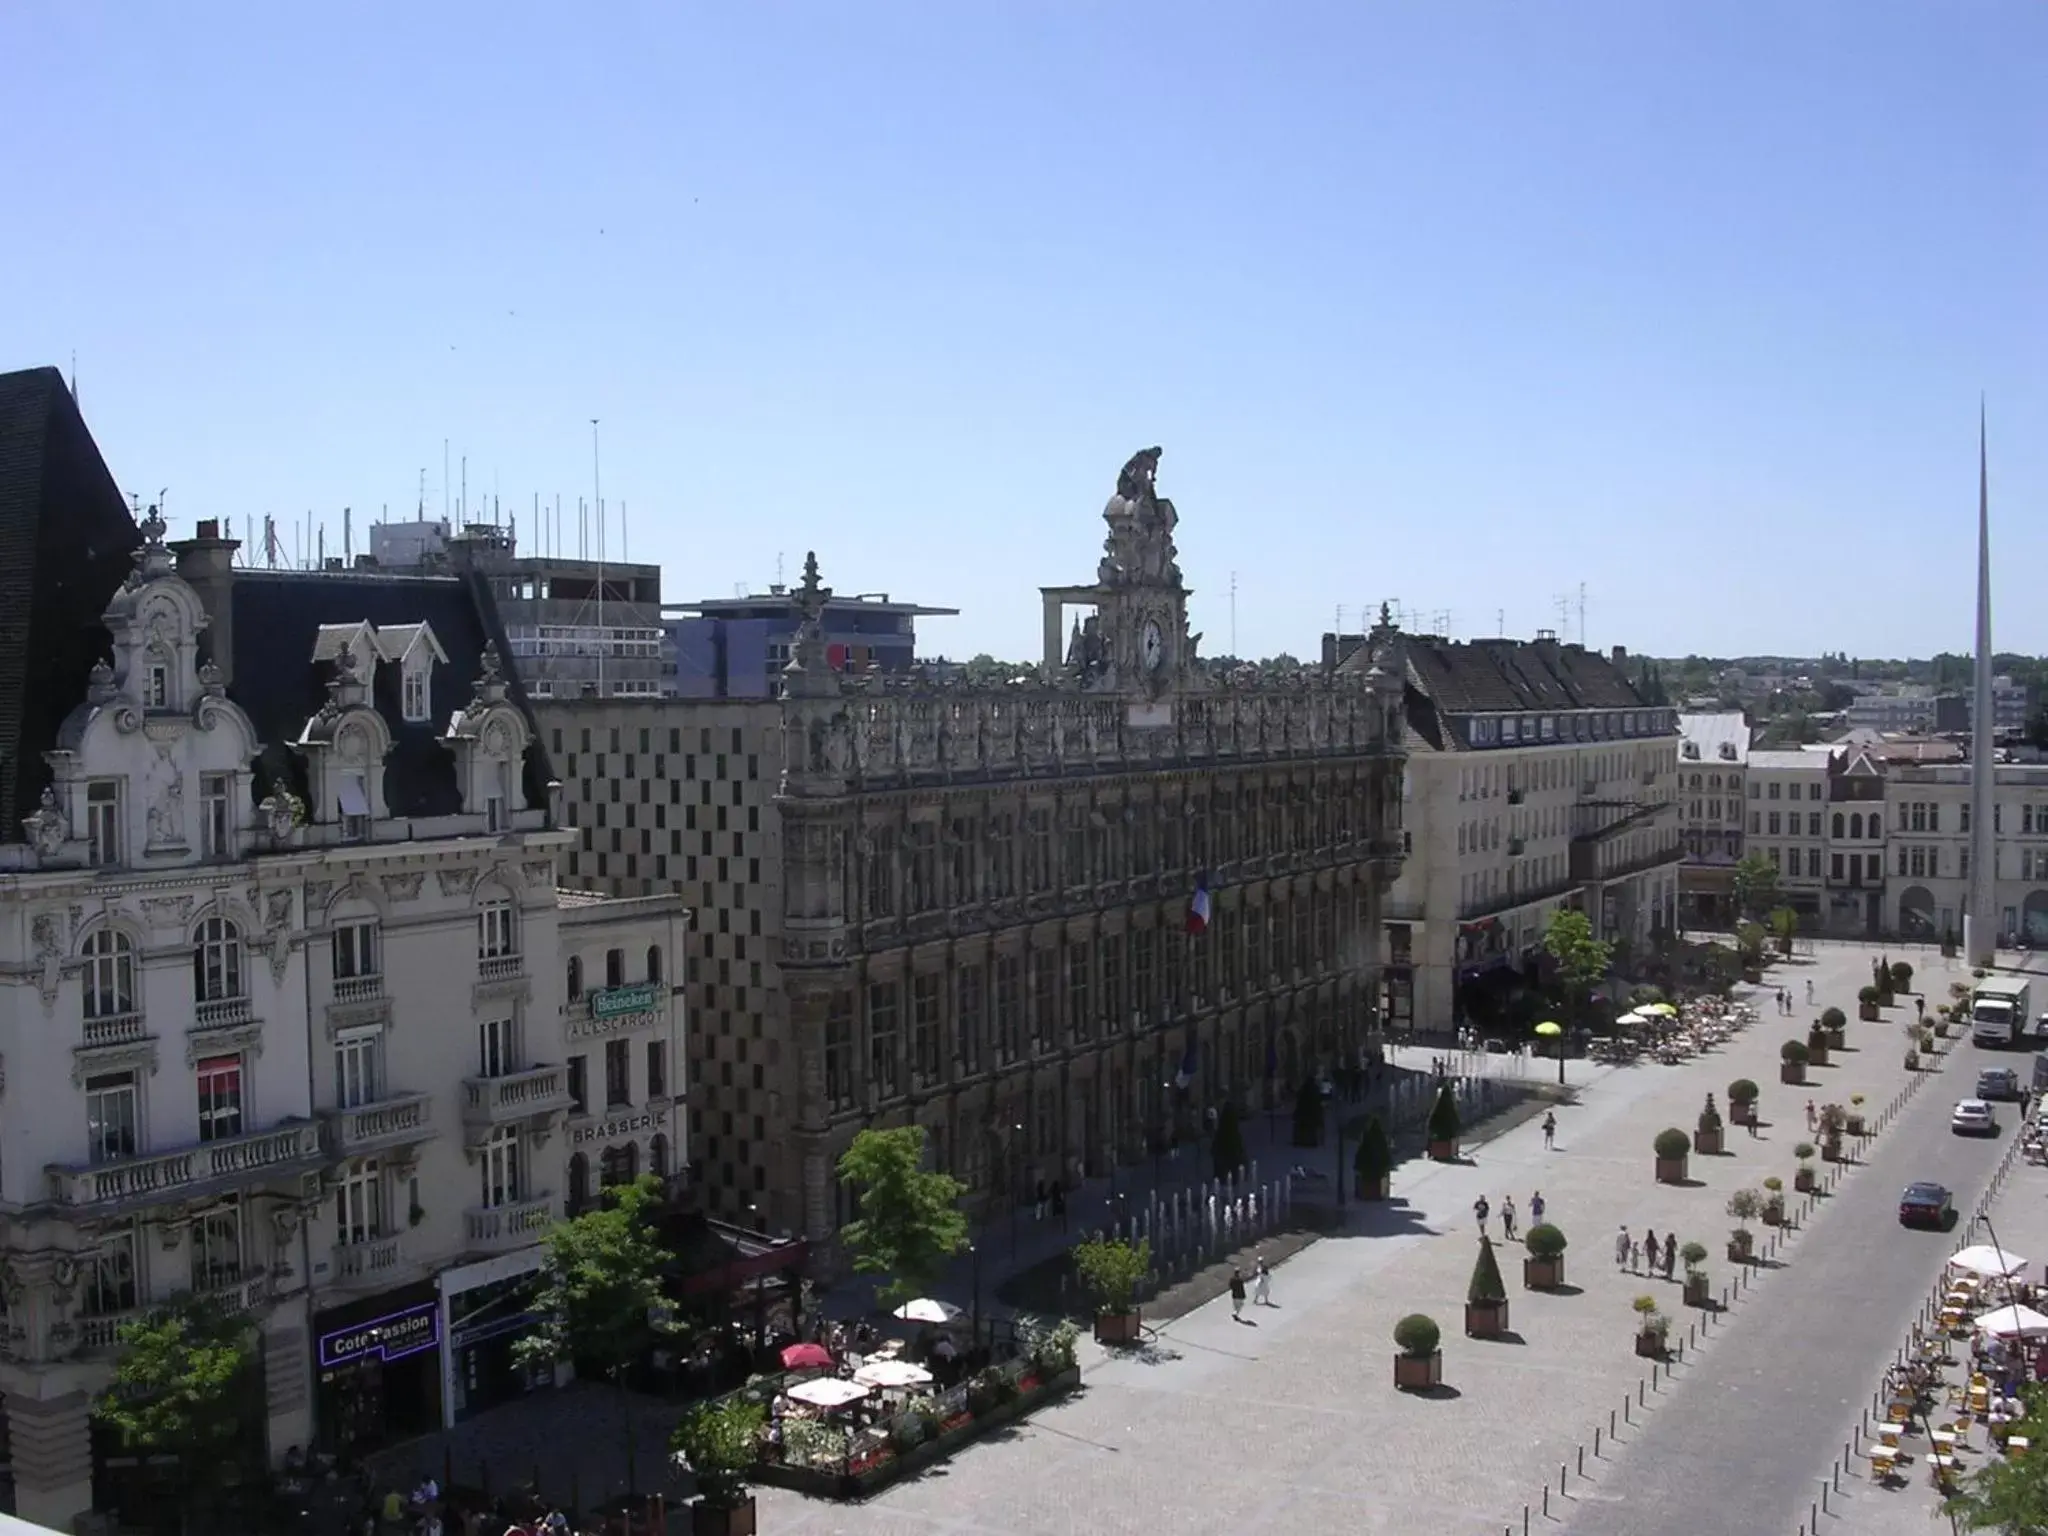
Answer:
[
  {"left": 1578, "top": 582, "right": 1588, "bottom": 647},
  {"left": 592, "top": 419, "right": 604, "bottom": 698},
  {"left": 1497, "top": 608, "right": 1505, "bottom": 637},
  {"left": 442, "top": 441, "right": 450, "bottom": 523},
  {"left": 1229, "top": 571, "right": 1238, "bottom": 658}
]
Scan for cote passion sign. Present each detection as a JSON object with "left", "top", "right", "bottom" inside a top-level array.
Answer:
[
  {"left": 571, "top": 1111, "right": 658, "bottom": 1147},
  {"left": 568, "top": 984, "right": 663, "bottom": 1040},
  {"left": 318, "top": 1301, "right": 440, "bottom": 1370}
]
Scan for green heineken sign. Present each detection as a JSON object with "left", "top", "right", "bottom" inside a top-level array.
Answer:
[{"left": 591, "top": 983, "right": 660, "bottom": 1020}]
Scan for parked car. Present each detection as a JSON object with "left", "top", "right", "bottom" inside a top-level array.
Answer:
[
  {"left": 1952, "top": 1099, "right": 1999, "bottom": 1136},
  {"left": 1900, "top": 1182, "right": 1956, "bottom": 1228},
  {"left": 1976, "top": 1067, "right": 2022, "bottom": 1101}
]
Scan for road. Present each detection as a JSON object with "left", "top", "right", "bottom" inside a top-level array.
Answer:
[{"left": 1561, "top": 1034, "right": 2012, "bottom": 1536}]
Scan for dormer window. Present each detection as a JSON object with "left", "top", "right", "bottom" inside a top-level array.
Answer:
[
  {"left": 402, "top": 664, "right": 430, "bottom": 724},
  {"left": 146, "top": 654, "right": 170, "bottom": 710},
  {"left": 86, "top": 780, "right": 122, "bottom": 867},
  {"left": 338, "top": 775, "right": 371, "bottom": 841}
]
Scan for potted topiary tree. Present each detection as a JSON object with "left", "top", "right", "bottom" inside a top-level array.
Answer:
[
  {"left": 1465, "top": 1236, "right": 1510, "bottom": 1338},
  {"left": 1631, "top": 1295, "right": 1669, "bottom": 1358},
  {"left": 1792, "top": 1143, "right": 1817, "bottom": 1193},
  {"left": 1875, "top": 957, "right": 1895, "bottom": 1008},
  {"left": 1892, "top": 960, "right": 1913, "bottom": 996},
  {"left": 1653, "top": 1127, "right": 1692, "bottom": 1184},
  {"left": 1680, "top": 1242, "right": 1711, "bottom": 1307},
  {"left": 1761, "top": 1175, "right": 1786, "bottom": 1226},
  {"left": 1073, "top": 1236, "right": 1150, "bottom": 1345},
  {"left": 1820, "top": 1006, "right": 1847, "bottom": 1051},
  {"left": 1354, "top": 1115, "right": 1393, "bottom": 1200},
  {"left": 1780, "top": 1039, "right": 1809, "bottom": 1085},
  {"left": 1523, "top": 1223, "right": 1567, "bottom": 1290},
  {"left": 672, "top": 1398, "right": 767, "bottom": 1536},
  {"left": 1804, "top": 1020, "right": 1831, "bottom": 1068},
  {"left": 1426, "top": 1081, "right": 1461, "bottom": 1162},
  {"left": 1726, "top": 1189, "right": 1761, "bottom": 1263},
  {"left": 1695, "top": 1093, "right": 1724, "bottom": 1156},
  {"left": 1846, "top": 1094, "right": 1867, "bottom": 1137},
  {"left": 1817, "top": 1103, "right": 1846, "bottom": 1162},
  {"left": 1858, "top": 985, "right": 1881, "bottom": 1023},
  {"left": 1393, "top": 1313, "right": 1443, "bottom": 1390},
  {"left": 1728, "top": 1079, "right": 1760, "bottom": 1128}
]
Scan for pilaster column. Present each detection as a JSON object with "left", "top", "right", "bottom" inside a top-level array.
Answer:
[{"left": 5, "top": 1386, "right": 94, "bottom": 1530}]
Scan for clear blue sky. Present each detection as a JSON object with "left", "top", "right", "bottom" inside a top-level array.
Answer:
[{"left": 6, "top": 3, "right": 2042, "bottom": 663}]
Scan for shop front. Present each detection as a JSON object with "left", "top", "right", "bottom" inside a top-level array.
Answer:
[
  {"left": 438, "top": 1250, "right": 553, "bottom": 1428},
  {"left": 312, "top": 1282, "right": 443, "bottom": 1463}
]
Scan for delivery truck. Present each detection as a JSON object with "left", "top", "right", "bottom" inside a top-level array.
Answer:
[{"left": 1972, "top": 977, "right": 2032, "bottom": 1047}]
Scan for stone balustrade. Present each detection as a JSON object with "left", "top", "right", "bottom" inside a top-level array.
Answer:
[
  {"left": 46, "top": 1121, "right": 326, "bottom": 1211},
  {"left": 463, "top": 1195, "right": 555, "bottom": 1251},
  {"left": 461, "top": 1064, "right": 572, "bottom": 1127}
]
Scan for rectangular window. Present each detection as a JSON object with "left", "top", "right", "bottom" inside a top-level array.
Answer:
[
  {"left": 86, "top": 780, "right": 121, "bottom": 867},
  {"left": 85, "top": 1229, "right": 138, "bottom": 1316},
  {"left": 479, "top": 1127, "right": 521, "bottom": 1208},
  {"left": 825, "top": 992, "right": 856, "bottom": 1110},
  {"left": 1767, "top": 812, "right": 1781, "bottom": 835},
  {"left": 645, "top": 1040, "right": 667, "bottom": 1100},
  {"left": 476, "top": 1017, "right": 517, "bottom": 1078},
  {"left": 911, "top": 973, "right": 941, "bottom": 1083},
  {"left": 907, "top": 822, "right": 938, "bottom": 912},
  {"left": 339, "top": 775, "right": 371, "bottom": 840},
  {"left": 956, "top": 966, "right": 984, "bottom": 1077},
  {"left": 1030, "top": 948, "right": 1057, "bottom": 1053},
  {"left": 1831, "top": 853, "right": 1845, "bottom": 881},
  {"left": 334, "top": 1030, "right": 380, "bottom": 1109},
  {"left": 604, "top": 1039, "right": 631, "bottom": 1106},
  {"left": 1768, "top": 783, "right": 1781, "bottom": 800},
  {"left": 605, "top": 948, "right": 625, "bottom": 988},
  {"left": 190, "top": 1198, "right": 245, "bottom": 1291},
  {"left": 566, "top": 1054, "right": 588, "bottom": 1114},
  {"left": 402, "top": 667, "right": 429, "bottom": 723},
  {"left": 1133, "top": 929, "right": 1157, "bottom": 1024},
  {"left": 200, "top": 773, "right": 232, "bottom": 859},
  {"left": 478, "top": 900, "right": 517, "bottom": 960},
  {"left": 333, "top": 920, "right": 380, "bottom": 980},
  {"left": 86, "top": 1070, "right": 138, "bottom": 1163},
  {"left": 335, "top": 1158, "right": 382, "bottom": 1244},
  {"left": 868, "top": 980, "right": 901, "bottom": 1099},
  {"left": 995, "top": 955, "right": 1023, "bottom": 1065},
  {"left": 196, "top": 1054, "right": 244, "bottom": 1143},
  {"left": 864, "top": 826, "right": 897, "bottom": 919},
  {"left": 1067, "top": 942, "right": 1093, "bottom": 1045}
]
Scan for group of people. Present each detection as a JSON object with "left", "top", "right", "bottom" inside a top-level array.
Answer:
[
  {"left": 1615, "top": 1225, "right": 1680, "bottom": 1279},
  {"left": 1227, "top": 1257, "right": 1275, "bottom": 1319},
  {"left": 1472, "top": 1189, "right": 1546, "bottom": 1242}
]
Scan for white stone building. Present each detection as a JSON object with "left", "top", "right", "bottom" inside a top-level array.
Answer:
[
  {"left": 1676, "top": 712, "right": 1749, "bottom": 926},
  {"left": 1738, "top": 749, "right": 1831, "bottom": 921},
  {"left": 1885, "top": 760, "right": 2048, "bottom": 946},
  {"left": 1378, "top": 633, "right": 1680, "bottom": 1035}
]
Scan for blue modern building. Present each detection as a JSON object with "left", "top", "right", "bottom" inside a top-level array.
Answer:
[{"left": 663, "top": 587, "right": 957, "bottom": 699}]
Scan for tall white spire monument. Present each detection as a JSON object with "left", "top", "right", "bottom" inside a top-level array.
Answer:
[{"left": 1966, "top": 405, "right": 1999, "bottom": 969}]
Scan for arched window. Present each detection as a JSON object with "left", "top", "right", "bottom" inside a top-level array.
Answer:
[
  {"left": 477, "top": 895, "right": 517, "bottom": 961},
  {"left": 1869, "top": 812, "right": 1881, "bottom": 837},
  {"left": 566, "top": 956, "right": 583, "bottom": 1000},
  {"left": 193, "top": 916, "right": 243, "bottom": 1003},
  {"left": 1832, "top": 812, "right": 1845, "bottom": 840},
  {"left": 605, "top": 948, "right": 624, "bottom": 988},
  {"left": 1850, "top": 813, "right": 1864, "bottom": 840},
  {"left": 645, "top": 945, "right": 662, "bottom": 984},
  {"left": 567, "top": 1152, "right": 590, "bottom": 1216},
  {"left": 650, "top": 1133, "right": 670, "bottom": 1180},
  {"left": 82, "top": 929, "right": 136, "bottom": 1020},
  {"left": 599, "top": 1143, "right": 637, "bottom": 1188}
]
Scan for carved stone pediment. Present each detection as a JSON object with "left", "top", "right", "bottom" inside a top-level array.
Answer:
[
  {"left": 185, "top": 1019, "right": 265, "bottom": 1067},
  {"left": 71, "top": 1036, "right": 160, "bottom": 1088}
]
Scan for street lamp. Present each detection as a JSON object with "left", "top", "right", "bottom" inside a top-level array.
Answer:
[{"left": 968, "top": 1241, "right": 982, "bottom": 1350}]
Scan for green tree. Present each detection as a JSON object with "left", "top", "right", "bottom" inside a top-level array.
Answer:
[
  {"left": 1949, "top": 1383, "right": 2048, "bottom": 1530},
  {"left": 1291, "top": 1079, "right": 1325, "bottom": 1148},
  {"left": 836, "top": 1125, "right": 969, "bottom": 1308},
  {"left": 1730, "top": 854, "right": 1779, "bottom": 919},
  {"left": 1767, "top": 905, "right": 1798, "bottom": 957},
  {"left": 94, "top": 1294, "right": 255, "bottom": 1533},
  {"left": 1211, "top": 1103, "right": 1248, "bottom": 1180},
  {"left": 1467, "top": 1235, "right": 1508, "bottom": 1305},
  {"left": 1542, "top": 908, "right": 1612, "bottom": 1022},
  {"left": 513, "top": 1174, "right": 681, "bottom": 1496}
]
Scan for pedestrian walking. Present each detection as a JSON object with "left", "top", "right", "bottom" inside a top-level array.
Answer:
[
  {"left": 1501, "top": 1195, "right": 1517, "bottom": 1241},
  {"left": 1643, "top": 1227, "right": 1658, "bottom": 1275},
  {"left": 1542, "top": 1110, "right": 1558, "bottom": 1150},
  {"left": 1615, "top": 1225, "right": 1630, "bottom": 1270},
  {"left": 1629, "top": 1236, "right": 1643, "bottom": 1273},
  {"left": 1807, "top": 979, "right": 1815, "bottom": 1004},
  {"left": 1805, "top": 1100, "right": 1817, "bottom": 1132},
  {"left": 1473, "top": 1194, "right": 1491, "bottom": 1233},
  {"left": 1253, "top": 1257, "right": 1273, "bottom": 1306},
  {"left": 1052, "top": 1184, "right": 1068, "bottom": 1232},
  {"left": 1229, "top": 1267, "right": 1248, "bottom": 1321},
  {"left": 1530, "top": 1190, "right": 1546, "bottom": 1227},
  {"left": 1662, "top": 1233, "right": 1677, "bottom": 1279}
]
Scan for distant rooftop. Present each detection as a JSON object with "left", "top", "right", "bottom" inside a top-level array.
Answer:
[{"left": 667, "top": 587, "right": 958, "bottom": 619}]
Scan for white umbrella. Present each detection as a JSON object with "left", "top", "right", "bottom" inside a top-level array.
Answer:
[
  {"left": 1950, "top": 1245, "right": 2029, "bottom": 1279},
  {"left": 891, "top": 1297, "right": 963, "bottom": 1324},
  {"left": 786, "top": 1377, "right": 870, "bottom": 1409},
  {"left": 1976, "top": 1304, "right": 2048, "bottom": 1340},
  {"left": 1615, "top": 1010, "right": 1647, "bottom": 1025},
  {"left": 853, "top": 1359, "right": 934, "bottom": 1390}
]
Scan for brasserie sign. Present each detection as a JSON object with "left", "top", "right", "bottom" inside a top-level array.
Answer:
[{"left": 571, "top": 1111, "right": 657, "bottom": 1147}]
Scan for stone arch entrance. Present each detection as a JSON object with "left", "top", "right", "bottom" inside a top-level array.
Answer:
[{"left": 1899, "top": 885, "right": 1936, "bottom": 938}]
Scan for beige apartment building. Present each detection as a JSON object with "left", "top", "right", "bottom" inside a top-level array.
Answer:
[
  {"left": 543, "top": 451, "right": 1407, "bottom": 1240},
  {"left": 1676, "top": 711, "right": 1748, "bottom": 925}
]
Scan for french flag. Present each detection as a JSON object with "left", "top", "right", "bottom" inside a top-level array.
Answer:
[{"left": 1185, "top": 874, "right": 1212, "bottom": 936}]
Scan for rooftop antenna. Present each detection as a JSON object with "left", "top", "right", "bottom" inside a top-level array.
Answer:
[
  {"left": 777, "top": 552, "right": 786, "bottom": 589},
  {"left": 417, "top": 468, "right": 427, "bottom": 519},
  {"left": 1230, "top": 571, "right": 1238, "bottom": 657},
  {"left": 69, "top": 351, "right": 77, "bottom": 408},
  {"left": 578, "top": 497, "right": 587, "bottom": 561},
  {"left": 1578, "top": 582, "right": 1588, "bottom": 648},
  {"left": 1497, "top": 608, "right": 1506, "bottom": 637},
  {"left": 262, "top": 515, "right": 283, "bottom": 569},
  {"left": 1554, "top": 592, "right": 1572, "bottom": 636},
  {"left": 554, "top": 494, "right": 561, "bottom": 563},
  {"left": 533, "top": 493, "right": 541, "bottom": 559},
  {"left": 343, "top": 507, "right": 352, "bottom": 564},
  {"left": 621, "top": 500, "right": 628, "bottom": 563},
  {"left": 318, "top": 522, "right": 326, "bottom": 569},
  {"left": 460, "top": 456, "right": 467, "bottom": 524},
  {"left": 1434, "top": 609, "right": 1452, "bottom": 637},
  {"left": 442, "top": 440, "right": 450, "bottom": 523},
  {"left": 1335, "top": 604, "right": 1345, "bottom": 637},
  {"left": 592, "top": 419, "right": 605, "bottom": 697}
]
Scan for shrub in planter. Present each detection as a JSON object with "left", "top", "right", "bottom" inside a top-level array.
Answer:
[
  {"left": 1726, "top": 1188, "right": 1760, "bottom": 1262},
  {"left": 1695, "top": 1093, "right": 1724, "bottom": 1155},
  {"left": 1805, "top": 1022, "right": 1831, "bottom": 1066},
  {"left": 1523, "top": 1222, "right": 1567, "bottom": 1290},
  {"left": 1680, "top": 1242, "right": 1710, "bottom": 1307},
  {"left": 1891, "top": 961, "right": 1914, "bottom": 995},
  {"left": 1728, "top": 1079, "right": 1760, "bottom": 1126},
  {"left": 1847, "top": 1094, "right": 1867, "bottom": 1137},
  {"left": 1761, "top": 1175, "right": 1786, "bottom": 1225},
  {"left": 672, "top": 1398, "right": 766, "bottom": 1536},
  {"left": 1858, "top": 985, "right": 1881, "bottom": 1022},
  {"left": 1631, "top": 1294, "right": 1669, "bottom": 1358},
  {"left": 1354, "top": 1115, "right": 1393, "bottom": 1200},
  {"left": 1793, "top": 1142, "right": 1817, "bottom": 1192},
  {"left": 1653, "top": 1126, "right": 1692, "bottom": 1183},
  {"left": 1820, "top": 1006, "right": 1848, "bottom": 1049},
  {"left": 1426, "top": 1082, "right": 1461, "bottom": 1161},
  {"left": 1465, "top": 1236, "right": 1510, "bottom": 1338},
  {"left": 1393, "top": 1313, "right": 1443, "bottom": 1390},
  {"left": 1780, "top": 1039, "right": 1809, "bottom": 1084},
  {"left": 1074, "top": 1238, "right": 1150, "bottom": 1345}
]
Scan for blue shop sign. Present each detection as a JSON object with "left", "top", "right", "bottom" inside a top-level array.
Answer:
[{"left": 318, "top": 1302, "right": 441, "bottom": 1370}]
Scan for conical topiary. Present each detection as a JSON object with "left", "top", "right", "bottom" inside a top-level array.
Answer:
[
  {"left": 1468, "top": 1234, "right": 1507, "bottom": 1304},
  {"left": 1428, "top": 1081, "right": 1462, "bottom": 1143},
  {"left": 1354, "top": 1114, "right": 1392, "bottom": 1191}
]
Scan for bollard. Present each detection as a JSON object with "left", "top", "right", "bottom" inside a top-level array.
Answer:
[
  {"left": 1542, "top": 1486, "right": 1550, "bottom": 1518},
  {"left": 1625, "top": 1394, "right": 1632, "bottom": 1424},
  {"left": 1578, "top": 1446, "right": 1585, "bottom": 1477},
  {"left": 1652, "top": 1362, "right": 1659, "bottom": 1388},
  {"left": 1595, "top": 1426, "right": 1603, "bottom": 1455},
  {"left": 1608, "top": 1409, "right": 1615, "bottom": 1436},
  {"left": 1639, "top": 1379, "right": 1646, "bottom": 1407},
  {"left": 1524, "top": 1507, "right": 1531, "bottom": 1536},
  {"left": 1822, "top": 1477, "right": 1831, "bottom": 1513}
]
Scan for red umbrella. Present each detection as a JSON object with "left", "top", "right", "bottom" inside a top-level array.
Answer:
[{"left": 780, "top": 1341, "right": 833, "bottom": 1370}]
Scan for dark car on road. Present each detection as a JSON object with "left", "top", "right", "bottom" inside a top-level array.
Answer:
[
  {"left": 1977, "top": 1067, "right": 2022, "bottom": 1102},
  {"left": 1899, "top": 1181, "right": 1956, "bottom": 1229}
]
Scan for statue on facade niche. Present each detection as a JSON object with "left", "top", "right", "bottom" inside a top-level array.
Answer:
[
  {"left": 1102, "top": 447, "right": 1182, "bottom": 588},
  {"left": 23, "top": 788, "right": 66, "bottom": 859}
]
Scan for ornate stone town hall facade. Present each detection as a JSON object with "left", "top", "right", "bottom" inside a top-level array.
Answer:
[{"left": 769, "top": 452, "right": 1408, "bottom": 1240}]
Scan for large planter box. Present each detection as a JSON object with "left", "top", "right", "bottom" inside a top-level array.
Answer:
[
  {"left": 1780, "top": 1062, "right": 1805, "bottom": 1085},
  {"left": 1822, "top": 1137, "right": 1845, "bottom": 1163},
  {"left": 1846, "top": 1114, "right": 1866, "bottom": 1137},
  {"left": 1394, "top": 1349, "right": 1443, "bottom": 1391},
  {"left": 1655, "top": 1155, "right": 1689, "bottom": 1184},
  {"left": 693, "top": 1499, "right": 758, "bottom": 1536},
  {"left": 1683, "top": 1274, "right": 1710, "bottom": 1308},
  {"left": 1859, "top": 1002, "right": 1880, "bottom": 1022},
  {"left": 1428, "top": 1138, "right": 1459, "bottom": 1162},
  {"left": 1825, "top": 1027, "right": 1846, "bottom": 1051},
  {"left": 1762, "top": 1198, "right": 1786, "bottom": 1227},
  {"left": 1094, "top": 1310, "right": 1143, "bottom": 1346},
  {"left": 1730, "top": 1100, "right": 1757, "bottom": 1127},
  {"left": 1742, "top": 968, "right": 1762, "bottom": 985},
  {"left": 1359, "top": 1174, "right": 1390, "bottom": 1201},
  {"left": 1694, "top": 1125, "right": 1724, "bottom": 1156},
  {"left": 1806, "top": 1041, "right": 1830, "bottom": 1067},
  {"left": 1465, "top": 1299, "right": 1510, "bottom": 1338},
  {"left": 1634, "top": 1329, "right": 1666, "bottom": 1359},
  {"left": 1727, "top": 1236, "right": 1753, "bottom": 1264},
  {"left": 1794, "top": 1167, "right": 1817, "bottom": 1194},
  {"left": 1523, "top": 1255, "right": 1564, "bottom": 1291}
]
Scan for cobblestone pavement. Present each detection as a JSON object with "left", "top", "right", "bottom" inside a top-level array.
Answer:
[{"left": 743, "top": 944, "right": 1945, "bottom": 1535}]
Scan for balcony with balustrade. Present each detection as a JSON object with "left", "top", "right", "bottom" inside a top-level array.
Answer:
[
  {"left": 320, "top": 1090, "right": 436, "bottom": 1158},
  {"left": 81, "top": 1011, "right": 146, "bottom": 1048},
  {"left": 460, "top": 1065, "right": 573, "bottom": 1130},
  {"left": 463, "top": 1195, "right": 555, "bottom": 1254},
  {"left": 330, "top": 1234, "right": 409, "bottom": 1288},
  {"left": 46, "top": 1121, "right": 327, "bottom": 1216},
  {"left": 77, "top": 1272, "right": 271, "bottom": 1355}
]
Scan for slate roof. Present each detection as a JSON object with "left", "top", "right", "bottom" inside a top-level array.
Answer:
[
  {"left": 1346, "top": 634, "right": 1655, "bottom": 750},
  {"left": 1679, "top": 711, "right": 1751, "bottom": 766},
  {"left": 0, "top": 367, "right": 139, "bottom": 840},
  {"left": 230, "top": 570, "right": 554, "bottom": 820}
]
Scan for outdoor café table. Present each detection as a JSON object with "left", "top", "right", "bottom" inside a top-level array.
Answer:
[
  {"left": 1868, "top": 1447, "right": 1901, "bottom": 1481},
  {"left": 2009, "top": 1436, "right": 2031, "bottom": 1457},
  {"left": 1876, "top": 1423, "right": 1903, "bottom": 1449},
  {"left": 1928, "top": 1454, "right": 1960, "bottom": 1487},
  {"left": 1931, "top": 1429, "right": 1960, "bottom": 1452}
]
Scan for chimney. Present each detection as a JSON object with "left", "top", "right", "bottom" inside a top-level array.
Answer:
[
  {"left": 170, "top": 523, "right": 242, "bottom": 685},
  {"left": 1611, "top": 644, "right": 1628, "bottom": 666}
]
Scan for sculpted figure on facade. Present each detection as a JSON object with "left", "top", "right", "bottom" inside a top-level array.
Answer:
[{"left": 23, "top": 787, "right": 66, "bottom": 859}]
